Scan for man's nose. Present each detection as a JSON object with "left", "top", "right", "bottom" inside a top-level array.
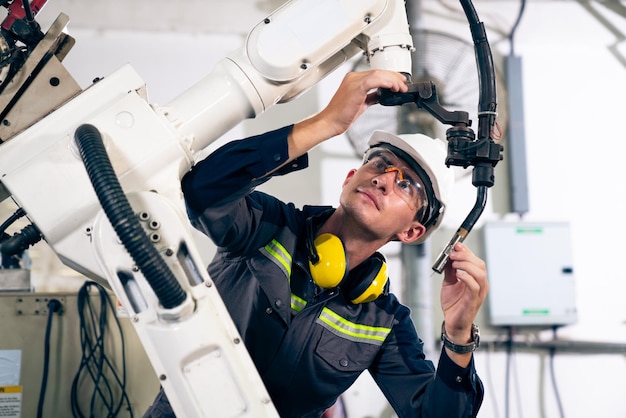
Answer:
[{"left": 372, "top": 170, "right": 396, "bottom": 191}]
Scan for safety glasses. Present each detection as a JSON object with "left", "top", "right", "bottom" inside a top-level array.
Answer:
[{"left": 362, "top": 147, "right": 429, "bottom": 218}]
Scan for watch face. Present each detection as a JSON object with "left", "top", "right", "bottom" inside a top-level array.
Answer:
[{"left": 471, "top": 324, "right": 480, "bottom": 348}]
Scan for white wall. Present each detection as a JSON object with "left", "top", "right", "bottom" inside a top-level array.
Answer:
[
  {"left": 2, "top": 1, "right": 626, "bottom": 417},
  {"left": 478, "top": 2, "right": 626, "bottom": 417},
  {"left": 298, "top": 4, "right": 626, "bottom": 415}
]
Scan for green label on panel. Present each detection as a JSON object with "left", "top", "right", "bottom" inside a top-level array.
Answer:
[
  {"left": 523, "top": 309, "right": 550, "bottom": 316},
  {"left": 516, "top": 227, "right": 543, "bottom": 234}
]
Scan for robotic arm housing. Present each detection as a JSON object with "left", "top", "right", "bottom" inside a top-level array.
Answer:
[{"left": 166, "top": 0, "right": 414, "bottom": 154}]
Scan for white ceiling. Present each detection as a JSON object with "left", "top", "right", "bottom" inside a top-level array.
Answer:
[
  {"left": 21, "top": 0, "right": 624, "bottom": 57},
  {"left": 35, "top": 0, "right": 290, "bottom": 34},
  {"left": 29, "top": 0, "right": 626, "bottom": 36}
]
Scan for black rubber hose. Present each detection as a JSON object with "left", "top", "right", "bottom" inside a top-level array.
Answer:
[
  {"left": 74, "top": 123, "right": 186, "bottom": 309},
  {"left": 432, "top": 1, "right": 497, "bottom": 273},
  {"left": 0, "top": 207, "right": 25, "bottom": 235},
  {"left": 0, "top": 223, "right": 41, "bottom": 255},
  {"left": 460, "top": 185, "right": 488, "bottom": 233},
  {"left": 460, "top": 0, "right": 498, "bottom": 141},
  {"left": 21, "top": 0, "right": 35, "bottom": 23}
]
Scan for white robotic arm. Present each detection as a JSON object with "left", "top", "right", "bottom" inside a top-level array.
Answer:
[
  {"left": 166, "top": 0, "right": 413, "bottom": 154},
  {"left": 0, "top": 1, "right": 413, "bottom": 417}
]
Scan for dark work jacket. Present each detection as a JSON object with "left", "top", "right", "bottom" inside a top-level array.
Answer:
[{"left": 179, "top": 125, "right": 484, "bottom": 418}]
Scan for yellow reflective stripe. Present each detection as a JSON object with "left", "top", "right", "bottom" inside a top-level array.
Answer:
[
  {"left": 317, "top": 307, "right": 391, "bottom": 345},
  {"left": 264, "top": 239, "right": 292, "bottom": 277},
  {"left": 291, "top": 293, "right": 306, "bottom": 313}
]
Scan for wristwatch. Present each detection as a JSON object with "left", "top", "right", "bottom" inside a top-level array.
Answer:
[{"left": 440, "top": 321, "right": 480, "bottom": 354}]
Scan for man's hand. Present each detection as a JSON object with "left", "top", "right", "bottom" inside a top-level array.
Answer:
[
  {"left": 440, "top": 242, "right": 489, "bottom": 366},
  {"left": 288, "top": 70, "right": 408, "bottom": 159},
  {"left": 317, "top": 70, "right": 409, "bottom": 136}
]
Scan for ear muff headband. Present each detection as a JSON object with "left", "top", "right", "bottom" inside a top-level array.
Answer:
[{"left": 306, "top": 215, "right": 387, "bottom": 303}]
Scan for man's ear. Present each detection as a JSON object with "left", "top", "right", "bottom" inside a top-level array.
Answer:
[
  {"left": 395, "top": 221, "right": 426, "bottom": 244},
  {"left": 342, "top": 169, "right": 358, "bottom": 187}
]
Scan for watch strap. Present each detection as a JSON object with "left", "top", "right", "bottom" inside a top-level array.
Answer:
[{"left": 440, "top": 322, "right": 480, "bottom": 354}]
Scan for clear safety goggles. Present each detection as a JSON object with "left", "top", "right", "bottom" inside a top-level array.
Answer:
[{"left": 362, "top": 147, "right": 429, "bottom": 218}]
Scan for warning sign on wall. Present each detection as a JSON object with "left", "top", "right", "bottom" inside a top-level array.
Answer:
[{"left": 0, "top": 386, "right": 22, "bottom": 418}]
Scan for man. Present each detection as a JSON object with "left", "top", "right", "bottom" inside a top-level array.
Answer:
[{"left": 144, "top": 70, "right": 488, "bottom": 417}]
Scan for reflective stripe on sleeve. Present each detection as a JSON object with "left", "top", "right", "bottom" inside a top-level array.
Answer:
[{"left": 261, "top": 238, "right": 292, "bottom": 278}]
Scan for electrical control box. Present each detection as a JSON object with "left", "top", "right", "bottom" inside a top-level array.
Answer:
[{"left": 483, "top": 221, "right": 578, "bottom": 327}]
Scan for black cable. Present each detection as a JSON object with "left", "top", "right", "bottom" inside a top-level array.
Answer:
[
  {"left": 21, "top": 0, "right": 34, "bottom": 22},
  {"left": 549, "top": 326, "right": 565, "bottom": 418},
  {"left": 20, "top": 0, "right": 42, "bottom": 41},
  {"left": 508, "top": 0, "right": 527, "bottom": 56},
  {"left": 0, "top": 207, "right": 27, "bottom": 268},
  {"left": 36, "top": 299, "right": 63, "bottom": 418},
  {"left": 504, "top": 326, "right": 512, "bottom": 418},
  {"left": 70, "top": 281, "right": 133, "bottom": 418},
  {"left": 503, "top": 326, "right": 528, "bottom": 418},
  {"left": 0, "top": 207, "right": 25, "bottom": 236}
]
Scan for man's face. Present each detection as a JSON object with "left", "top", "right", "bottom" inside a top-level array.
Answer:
[
  {"left": 339, "top": 151, "right": 427, "bottom": 244},
  {"left": 361, "top": 148, "right": 428, "bottom": 213}
]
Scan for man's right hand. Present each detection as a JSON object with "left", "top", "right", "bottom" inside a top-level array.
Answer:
[{"left": 287, "top": 70, "right": 409, "bottom": 160}]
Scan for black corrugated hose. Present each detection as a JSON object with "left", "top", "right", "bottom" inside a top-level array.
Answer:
[{"left": 74, "top": 123, "right": 186, "bottom": 309}]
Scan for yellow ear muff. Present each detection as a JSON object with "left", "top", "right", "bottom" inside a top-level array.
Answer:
[
  {"left": 308, "top": 233, "right": 348, "bottom": 288},
  {"left": 350, "top": 262, "right": 388, "bottom": 304}
]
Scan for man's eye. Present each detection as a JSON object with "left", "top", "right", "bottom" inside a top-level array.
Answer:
[
  {"left": 400, "top": 171, "right": 417, "bottom": 184},
  {"left": 397, "top": 180, "right": 413, "bottom": 192},
  {"left": 372, "top": 160, "right": 386, "bottom": 171}
]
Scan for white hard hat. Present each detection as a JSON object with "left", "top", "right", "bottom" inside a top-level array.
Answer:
[{"left": 365, "top": 130, "right": 455, "bottom": 244}]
